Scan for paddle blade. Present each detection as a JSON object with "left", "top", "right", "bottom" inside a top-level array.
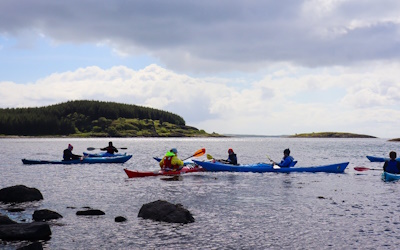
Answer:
[
  {"left": 87, "top": 147, "right": 96, "bottom": 151},
  {"left": 207, "top": 154, "right": 214, "bottom": 160},
  {"left": 354, "top": 167, "right": 370, "bottom": 171},
  {"left": 193, "top": 148, "right": 206, "bottom": 158}
]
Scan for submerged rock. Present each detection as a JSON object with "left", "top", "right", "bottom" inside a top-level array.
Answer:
[
  {"left": 0, "top": 185, "right": 43, "bottom": 203},
  {"left": 17, "top": 241, "right": 43, "bottom": 250},
  {"left": 138, "top": 200, "right": 194, "bottom": 224},
  {"left": 76, "top": 209, "right": 105, "bottom": 216},
  {"left": 33, "top": 209, "right": 63, "bottom": 222},
  {"left": 114, "top": 216, "right": 127, "bottom": 222},
  {"left": 0, "top": 214, "right": 17, "bottom": 225}
]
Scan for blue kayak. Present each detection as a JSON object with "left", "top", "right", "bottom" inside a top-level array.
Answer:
[
  {"left": 367, "top": 156, "right": 400, "bottom": 162},
  {"left": 192, "top": 160, "right": 349, "bottom": 173},
  {"left": 382, "top": 172, "right": 400, "bottom": 182},
  {"left": 22, "top": 155, "right": 132, "bottom": 165}
]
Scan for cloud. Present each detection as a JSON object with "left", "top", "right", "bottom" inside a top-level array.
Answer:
[
  {"left": 1, "top": 0, "right": 400, "bottom": 73},
  {"left": 1, "top": 63, "right": 400, "bottom": 138}
]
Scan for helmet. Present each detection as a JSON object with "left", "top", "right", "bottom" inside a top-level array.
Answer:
[
  {"left": 228, "top": 148, "right": 234, "bottom": 153},
  {"left": 170, "top": 148, "right": 178, "bottom": 154},
  {"left": 68, "top": 144, "right": 73, "bottom": 150},
  {"left": 283, "top": 148, "right": 290, "bottom": 155}
]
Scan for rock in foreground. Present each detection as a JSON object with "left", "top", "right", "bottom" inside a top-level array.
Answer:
[
  {"left": 0, "top": 222, "right": 51, "bottom": 241},
  {"left": 33, "top": 209, "right": 63, "bottom": 222},
  {"left": 138, "top": 200, "right": 194, "bottom": 224},
  {"left": 0, "top": 185, "right": 43, "bottom": 203}
]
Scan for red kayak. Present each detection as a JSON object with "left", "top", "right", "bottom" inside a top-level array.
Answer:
[{"left": 123, "top": 165, "right": 205, "bottom": 178}]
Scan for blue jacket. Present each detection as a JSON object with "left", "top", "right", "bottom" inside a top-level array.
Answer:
[
  {"left": 278, "top": 156, "right": 294, "bottom": 168},
  {"left": 383, "top": 160, "right": 400, "bottom": 174}
]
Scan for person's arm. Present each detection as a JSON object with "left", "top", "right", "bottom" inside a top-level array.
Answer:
[
  {"left": 114, "top": 147, "right": 118, "bottom": 153},
  {"left": 383, "top": 161, "right": 389, "bottom": 172},
  {"left": 100, "top": 147, "right": 106, "bottom": 151}
]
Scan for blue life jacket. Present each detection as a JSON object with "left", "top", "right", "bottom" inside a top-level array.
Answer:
[{"left": 384, "top": 160, "right": 400, "bottom": 174}]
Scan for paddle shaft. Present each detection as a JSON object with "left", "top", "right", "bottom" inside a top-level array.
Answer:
[{"left": 87, "top": 147, "right": 127, "bottom": 151}]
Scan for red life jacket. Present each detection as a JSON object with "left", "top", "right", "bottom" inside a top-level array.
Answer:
[{"left": 162, "top": 156, "right": 179, "bottom": 170}]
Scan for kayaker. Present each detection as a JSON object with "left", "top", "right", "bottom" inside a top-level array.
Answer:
[
  {"left": 63, "top": 144, "right": 82, "bottom": 161},
  {"left": 383, "top": 151, "right": 400, "bottom": 174},
  {"left": 159, "top": 148, "right": 184, "bottom": 171},
  {"left": 217, "top": 148, "right": 238, "bottom": 165},
  {"left": 101, "top": 141, "right": 119, "bottom": 154},
  {"left": 272, "top": 148, "right": 294, "bottom": 168}
]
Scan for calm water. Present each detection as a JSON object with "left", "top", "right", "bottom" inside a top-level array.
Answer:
[{"left": 1, "top": 137, "right": 400, "bottom": 249}]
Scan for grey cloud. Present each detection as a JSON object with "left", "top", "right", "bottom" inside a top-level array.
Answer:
[{"left": 1, "top": 0, "right": 400, "bottom": 72}]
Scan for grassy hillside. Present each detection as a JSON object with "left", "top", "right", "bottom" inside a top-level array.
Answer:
[{"left": 0, "top": 100, "right": 221, "bottom": 137}]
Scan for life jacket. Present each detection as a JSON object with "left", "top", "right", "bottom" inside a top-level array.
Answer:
[
  {"left": 385, "top": 160, "right": 400, "bottom": 174},
  {"left": 161, "top": 152, "right": 180, "bottom": 170}
]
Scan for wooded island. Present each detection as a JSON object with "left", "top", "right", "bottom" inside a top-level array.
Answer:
[{"left": 0, "top": 100, "right": 220, "bottom": 137}]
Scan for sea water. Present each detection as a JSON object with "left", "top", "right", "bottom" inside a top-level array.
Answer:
[{"left": 0, "top": 137, "right": 400, "bottom": 249}]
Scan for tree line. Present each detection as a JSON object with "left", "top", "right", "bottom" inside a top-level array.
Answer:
[{"left": 0, "top": 100, "right": 186, "bottom": 136}]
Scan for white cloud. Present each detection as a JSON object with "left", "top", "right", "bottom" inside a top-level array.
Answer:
[{"left": 1, "top": 63, "right": 400, "bottom": 138}]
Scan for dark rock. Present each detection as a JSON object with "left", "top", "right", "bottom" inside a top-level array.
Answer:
[
  {"left": 0, "top": 214, "right": 17, "bottom": 225},
  {"left": 115, "top": 216, "right": 127, "bottom": 222},
  {"left": 0, "top": 185, "right": 43, "bottom": 203},
  {"left": 138, "top": 200, "right": 195, "bottom": 224},
  {"left": 76, "top": 209, "right": 105, "bottom": 216},
  {"left": 17, "top": 241, "right": 43, "bottom": 250},
  {"left": 0, "top": 222, "right": 51, "bottom": 240},
  {"left": 33, "top": 209, "right": 63, "bottom": 221},
  {"left": 8, "top": 208, "right": 25, "bottom": 212}
]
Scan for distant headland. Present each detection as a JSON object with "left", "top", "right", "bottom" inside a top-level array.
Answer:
[{"left": 289, "top": 132, "right": 376, "bottom": 138}]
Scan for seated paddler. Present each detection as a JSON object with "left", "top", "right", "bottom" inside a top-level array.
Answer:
[
  {"left": 217, "top": 148, "right": 238, "bottom": 165},
  {"left": 272, "top": 148, "right": 294, "bottom": 168},
  {"left": 63, "top": 144, "right": 82, "bottom": 161},
  {"left": 383, "top": 151, "right": 400, "bottom": 174},
  {"left": 159, "top": 148, "right": 184, "bottom": 171}
]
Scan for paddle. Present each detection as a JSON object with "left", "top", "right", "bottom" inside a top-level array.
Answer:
[
  {"left": 354, "top": 167, "right": 382, "bottom": 171},
  {"left": 267, "top": 155, "right": 281, "bottom": 169},
  {"left": 87, "top": 147, "right": 127, "bottom": 151},
  {"left": 182, "top": 148, "right": 206, "bottom": 161},
  {"left": 207, "top": 154, "right": 226, "bottom": 163}
]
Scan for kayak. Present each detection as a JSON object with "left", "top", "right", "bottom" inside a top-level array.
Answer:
[
  {"left": 124, "top": 165, "right": 204, "bottom": 178},
  {"left": 83, "top": 152, "right": 127, "bottom": 157},
  {"left": 22, "top": 155, "right": 132, "bottom": 165},
  {"left": 367, "top": 156, "right": 400, "bottom": 162},
  {"left": 192, "top": 160, "right": 349, "bottom": 173},
  {"left": 382, "top": 172, "right": 400, "bottom": 182}
]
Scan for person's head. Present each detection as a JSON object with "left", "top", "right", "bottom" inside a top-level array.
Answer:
[
  {"left": 170, "top": 148, "right": 178, "bottom": 155},
  {"left": 283, "top": 148, "right": 290, "bottom": 156},
  {"left": 109, "top": 141, "right": 113, "bottom": 146},
  {"left": 228, "top": 148, "right": 234, "bottom": 154},
  {"left": 68, "top": 144, "right": 73, "bottom": 151},
  {"left": 389, "top": 151, "right": 397, "bottom": 160}
]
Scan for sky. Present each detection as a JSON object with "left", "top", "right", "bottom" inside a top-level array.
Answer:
[{"left": 1, "top": 0, "right": 400, "bottom": 138}]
